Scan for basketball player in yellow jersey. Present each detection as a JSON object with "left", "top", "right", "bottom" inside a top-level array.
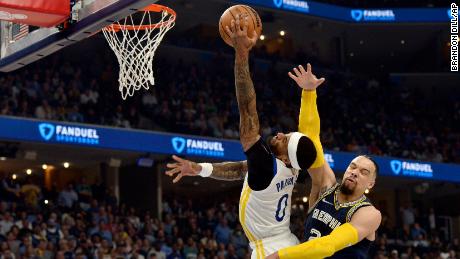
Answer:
[
  {"left": 166, "top": 15, "right": 326, "bottom": 259},
  {"left": 266, "top": 57, "right": 382, "bottom": 259}
]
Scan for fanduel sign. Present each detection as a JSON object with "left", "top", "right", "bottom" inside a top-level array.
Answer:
[
  {"left": 351, "top": 9, "right": 396, "bottom": 21},
  {"left": 390, "top": 160, "right": 433, "bottom": 178},
  {"left": 38, "top": 123, "right": 99, "bottom": 145},
  {"left": 171, "top": 137, "right": 225, "bottom": 157},
  {"left": 274, "top": 0, "right": 309, "bottom": 13}
]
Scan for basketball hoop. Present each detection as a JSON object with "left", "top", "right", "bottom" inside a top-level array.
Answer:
[{"left": 102, "top": 4, "right": 176, "bottom": 100}]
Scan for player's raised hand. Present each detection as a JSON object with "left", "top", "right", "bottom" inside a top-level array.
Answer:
[
  {"left": 165, "top": 155, "right": 202, "bottom": 183},
  {"left": 225, "top": 14, "right": 258, "bottom": 53},
  {"left": 288, "top": 63, "right": 326, "bottom": 91}
]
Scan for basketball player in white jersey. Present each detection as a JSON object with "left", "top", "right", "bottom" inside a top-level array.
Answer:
[{"left": 166, "top": 15, "right": 326, "bottom": 259}]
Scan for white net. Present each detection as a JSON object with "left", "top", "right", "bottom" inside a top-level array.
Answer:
[{"left": 102, "top": 6, "right": 175, "bottom": 100}]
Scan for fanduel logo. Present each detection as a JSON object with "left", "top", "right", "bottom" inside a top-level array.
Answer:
[
  {"left": 171, "top": 137, "right": 186, "bottom": 153},
  {"left": 171, "top": 137, "right": 225, "bottom": 157},
  {"left": 351, "top": 9, "right": 395, "bottom": 21},
  {"left": 390, "top": 160, "right": 433, "bottom": 178},
  {"left": 273, "top": 0, "right": 309, "bottom": 13},
  {"left": 324, "top": 153, "right": 335, "bottom": 168},
  {"left": 38, "top": 123, "right": 99, "bottom": 145},
  {"left": 273, "top": 0, "right": 283, "bottom": 8},
  {"left": 390, "top": 160, "right": 402, "bottom": 175},
  {"left": 39, "top": 123, "right": 55, "bottom": 141}
]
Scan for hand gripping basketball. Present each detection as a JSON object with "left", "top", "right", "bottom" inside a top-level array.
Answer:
[
  {"left": 219, "top": 5, "right": 262, "bottom": 47},
  {"left": 224, "top": 14, "right": 258, "bottom": 53}
]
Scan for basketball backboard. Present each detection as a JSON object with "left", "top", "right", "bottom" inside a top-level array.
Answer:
[{"left": 0, "top": 0, "right": 158, "bottom": 72}]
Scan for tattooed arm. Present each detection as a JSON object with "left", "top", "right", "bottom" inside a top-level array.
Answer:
[
  {"left": 210, "top": 161, "right": 248, "bottom": 181},
  {"left": 225, "top": 16, "right": 283, "bottom": 191},
  {"left": 225, "top": 15, "right": 260, "bottom": 151},
  {"left": 166, "top": 18, "right": 262, "bottom": 186},
  {"left": 166, "top": 155, "right": 247, "bottom": 183},
  {"left": 233, "top": 47, "right": 260, "bottom": 151}
]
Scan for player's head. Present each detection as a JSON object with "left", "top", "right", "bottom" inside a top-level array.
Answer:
[
  {"left": 268, "top": 132, "right": 317, "bottom": 170},
  {"left": 340, "top": 155, "right": 379, "bottom": 196}
]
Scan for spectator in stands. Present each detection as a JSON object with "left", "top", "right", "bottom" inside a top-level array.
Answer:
[
  {"left": 167, "top": 243, "right": 182, "bottom": 259},
  {"left": 58, "top": 183, "right": 78, "bottom": 210},
  {"left": 214, "top": 219, "right": 231, "bottom": 246},
  {"left": 35, "top": 100, "right": 55, "bottom": 120},
  {"left": 1, "top": 176, "right": 20, "bottom": 203},
  {"left": 411, "top": 223, "right": 428, "bottom": 240},
  {"left": 230, "top": 224, "right": 248, "bottom": 258},
  {"left": 150, "top": 242, "right": 166, "bottom": 259},
  {"left": 0, "top": 212, "right": 14, "bottom": 237},
  {"left": 401, "top": 202, "right": 416, "bottom": 227},
  {"left": 76, "top": 177, "right": 92, "bottom": 209},
  {"left": 104, "top": 187, "right": 118, "bottom": 209},
  {"left": 14, "top": 211, "right": 31, "bottom": 231},
  {"left": 226, "top": 244, "right": 239, "bottom": 259},
  {"left": 67, "top": 105, "right": 84, "bottom": 123},
  {"left": 20, "top": 178, "right": 41, "bottom": 209},
  {"left": 183, "top": 237, "right": 198, "bottom": 258}
]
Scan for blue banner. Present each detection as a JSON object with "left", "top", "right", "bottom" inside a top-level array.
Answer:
[
  {"left": 324, "top": 151, "right": 460, "bottom": 182},
  {"left": 0, "top": 116, "right": 245, "bottom": 161},
  {"left": 1, "top": 116, "right": 459, "bottom": 182},
  {"left": 235, "top": 0, "right": 450, "bottom": 23}
]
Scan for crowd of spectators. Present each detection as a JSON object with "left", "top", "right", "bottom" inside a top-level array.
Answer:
[
  {"left": 372, "top": 202, "right": 460, "bottom": 258},
  {"left": 1, "top": 175, "right": 460, "bottom": 259},
  {"left": 0, "top": 41, "right": 458, "bottom": 163},
  {"left": 0, "top": 173, "right": 251, "bottom": 259}
]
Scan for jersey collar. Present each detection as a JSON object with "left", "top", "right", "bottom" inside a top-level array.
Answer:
[{"left": 333, "top": 185, "right": 366, "bottom": 210}]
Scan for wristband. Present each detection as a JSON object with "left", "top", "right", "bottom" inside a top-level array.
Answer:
[{"left": 198, "top": 163, "right": 213, "bottom": 177}]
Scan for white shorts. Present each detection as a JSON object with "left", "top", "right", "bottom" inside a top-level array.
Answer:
[{"left": 249, "top": 232, "right": 299, "bottom": 259}]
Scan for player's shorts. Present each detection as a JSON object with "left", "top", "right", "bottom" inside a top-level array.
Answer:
[{"left": 249, "top": 232, "right": 299, "bottom": 259}]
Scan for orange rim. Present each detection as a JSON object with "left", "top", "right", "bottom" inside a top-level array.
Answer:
[{"left": 104, "top": 4, "right": 176, "bottom": 32}]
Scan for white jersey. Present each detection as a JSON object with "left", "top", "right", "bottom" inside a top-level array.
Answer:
[{"left": 239, "top": 159, "right": 300, "bottom": 259}]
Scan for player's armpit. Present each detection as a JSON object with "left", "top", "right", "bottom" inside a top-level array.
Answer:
[
  {"left": 349, "top": 206, "right": 382, "bottom": 241},
  {"left": 321, "top": 162, "right": 337, "bottom": 190},
  {"left": 245, "top": 138, "right": 277, "bottom": 191},
  {"left": 307, "top": 163, "right": 336, "bottom": 209},
  {"left": 278, "top": 223, "right": 359, "bottom": 259},
  {"left": 211, "top": 161, "right": 248, "bottom": 181}
]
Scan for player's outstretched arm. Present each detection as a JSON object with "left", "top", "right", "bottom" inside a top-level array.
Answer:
[
  {"left": 166, "top": 155, "right": 247, "bottom": 183},
  {"left": 267, "top": 206, "right": 381, "bottom": 259},
  {"left": 224, "top": 15, "right": 260, "bottom": 151},
  {"left": 288, "top": 63, "right": 325, "bottom": 167},
  {"left": 288, "top": 64, "right": 336, "bottom": 207}
]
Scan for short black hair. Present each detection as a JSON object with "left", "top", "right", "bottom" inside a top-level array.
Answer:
[
  {"left": 296, "top": 136, "right": 317, "bottom": 170},
  {"left": 361, "top": 155, "right": 379, "bottom": 178}
]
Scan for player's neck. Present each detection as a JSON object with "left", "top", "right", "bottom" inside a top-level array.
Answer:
[{"left": 337, "top": 191, "right": 363, "bottom": 203}]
